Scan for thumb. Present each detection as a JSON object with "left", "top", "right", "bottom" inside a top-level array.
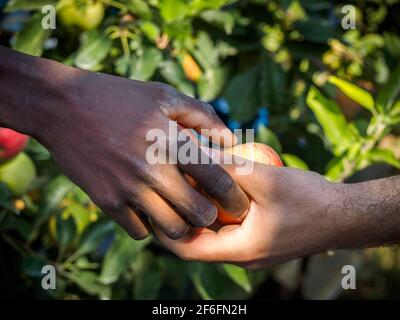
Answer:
[{"left": 158, "top": 88, "right": 237, "bottom": 147}]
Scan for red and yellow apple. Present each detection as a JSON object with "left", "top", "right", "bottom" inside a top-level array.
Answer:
[
  {"left": 216, "top": 142, "right": 283, "bottom": 224},
  {"left": 0, "top": 128, "right": 29, "bottom": 162},
  {"left": 185, "top": 142, "right": 283, "bottom": 225}
]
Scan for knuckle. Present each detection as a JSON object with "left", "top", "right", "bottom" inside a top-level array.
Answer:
[
  {"left": 137, "top": 163, "right": 160, "bottom": 187},
  {"left": 99, "top": 196, "right": 124, "bottom": 214},
  {"left": 155, "top": 81, "right": 174, "bottom": 93},
  {"left": 190, "top": 201, "right": 217, "bottom": 227},
  {"left": 191, "top": 99, "right": 216, "bottom": 116},
  {"left": 154, "top": 82, "right": 179, "bottom": 100},
  {"left": 129, "top": 229, "right": 150, "bottom": 241},
  {"left": 208, "top": 172, "right": 235, "bottom": 199},
  {"left": 199, "top": 101, "right": 214, "bottom": 114},
  {"left": 147, "top": 81, "right": 170, "bottom": 93},
  {"left": 196, "top": 99, "right": 214, "bottom": 113},
  {"left": 164, "top": 221, "right": 189, "bottom": 240}
]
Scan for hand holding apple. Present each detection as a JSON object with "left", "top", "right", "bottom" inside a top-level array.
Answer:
[
  {"left": 216, "top": 142, "right": 283, "bottom": 224},
  {"left": 155, "top": 159, "right": 343, "bottom": 269},
  {"left": 184, "top": 142, "right": 283, "bottom": 225}
]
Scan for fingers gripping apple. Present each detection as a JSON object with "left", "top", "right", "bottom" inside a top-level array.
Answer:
[
  {"left": 185, "top": 142, "right": 283, "bottom": 225},
  {"left": 216, "top": 142, "right": 283, "bottom": 224}
]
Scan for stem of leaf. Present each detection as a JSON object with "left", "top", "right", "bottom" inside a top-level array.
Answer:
[
  {"left": 338, "top": 116, "right": 390, "bottom": 182},
  {"left": 1, "top": 233, "right": 28, "bottom": 257},
  {"left": 101, "top": 0, "right": 126, "bottom": 10},
  {"left": 121, "top": 35, "right": 130, "bottom": 60}
]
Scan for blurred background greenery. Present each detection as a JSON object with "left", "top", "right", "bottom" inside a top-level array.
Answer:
[{"left": 0, "top": 0, "right": 400, "bottom": 299}]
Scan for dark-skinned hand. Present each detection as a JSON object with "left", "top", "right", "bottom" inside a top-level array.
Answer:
[{"left": 0, "top": 47, "right": 250, "bottom": 240}]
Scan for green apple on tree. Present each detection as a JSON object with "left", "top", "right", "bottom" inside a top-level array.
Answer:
[
  {"left": 0, "top": 152, "right": 36, "bottom": 196},
  {"left": 57, "top": 0, "right": 105, "bottom": 31}
]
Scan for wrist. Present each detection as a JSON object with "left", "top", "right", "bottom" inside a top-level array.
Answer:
[
  {"left": 0, "top": 47, "right": 77, "bottom": 140},
  {"left": 331, "top": 177, "right": 400, "bottom": 250},
  {"left": 314, "top": 181, "right": 350, "bottom": 252}
]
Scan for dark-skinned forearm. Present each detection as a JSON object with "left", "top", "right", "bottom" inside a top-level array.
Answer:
[
  {"left": 335, "top": 175, "right": 400, "bottom": 249},
  {"left": 0, "top": 46, "right": 77, "bottom": 139}
]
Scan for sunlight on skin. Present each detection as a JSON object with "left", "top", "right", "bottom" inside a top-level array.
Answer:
[
  {"left": 154, "top": 150, "right": 345, "bottom": 269},
  {"left": 154, "top": 199, "right": 274, "bottom": 268},
  {"left": 0, "top": 46, "right": 251, "bottom": 240}
]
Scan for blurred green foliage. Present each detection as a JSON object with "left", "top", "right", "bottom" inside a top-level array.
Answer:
[{"left": 0, "top": 0, "right": 400, "bottom": 299}]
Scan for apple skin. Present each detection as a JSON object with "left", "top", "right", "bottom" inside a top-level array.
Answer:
[
  {"left": 0, "top": 128, "right": 29, "bottom": 162},
  {"left": 58, "top": 0, "right": 104, "bottom": 31},
  {"left": 184, "top": 142, "right": 283, "bottom": 225},
  {"left": 0, "top": 152, "right": 36, "bottom": 196},
  {"left": 217, "top": 142, "right": 283, "bottom": 225},
  {"left": 228, "top": 142, "right": 283, "bottom": 167}
]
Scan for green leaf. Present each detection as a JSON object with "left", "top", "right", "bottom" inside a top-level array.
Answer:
[
  {"left": 0, "top": 214, "right": 32, "bottom": 240},
  {"left": 132, "top": 251, "right": 163, "bottom": 299},
  {"left": 160, "top": 0, "right": 188, "bottom": 23},
  {"left": 159, "top": 60, "right": 195, "bottom": 96},
  {"left": 225, "top": 66, "right": 259, "bottom": 122},
  {"left": 193, "top": 31, "right": 218, "bottom": 69},
  {"left": 367, "top": 148, "right": 400, "bottom": 169},
  {"left": 377, "top": 63, "right": 400, "bottom": 113},
  {"left": 67, "top": 271, "right": 111, "bottom": 299},
  {"left": 99, "top": 227, "right": 151, "bottom": 285},
  {"left": 384, "top": 32, "right": 400, "bottom": 58},
  {"left": 127, "top": 0, "right": 152, "bottom": 19},
  {"left": 295, "top": 17, "right": 338, "bottom": 43},
  {"left": 5, "top": 0, "right": 56, "bottom": 12},
  {"left": 189, "top": 0, "right": 229, "bottom": 13},
  {"left": 391, "top": 100, "right": 400, "bottom": 117},
  {"left": 115, "top": 55, "right": 131, "bottom": 76},
  {"left": 26, "top": 138, "right": 50, "bottom": 160},
  {"left": 62, "top": 202, "right": 90, "bottom": 237},
  {"left": 56, "top": 213, "right": 76, "bottom": 250},
  {"left": 325, "top": 156, "right": 347, "bottom": 182},
  {"left": 0, "top": 183, "right": 12, "bottom": 208},
  {"left": 200, "top": 10, "right": 236, "bottom": 34},
  {"left": 130, "top": 47, "right": 162, "bottom": 81},
  {"left": 140, "top": 21, "right": 160, "bottom": 43},
  {"left": 223, "top": 264, "right": 251, "bottom": 293},
  {"left": 14, "top": 12, "right": 51, "bottom": 56},
  {"left": 281, "top": 154, "right": 309, "bottom": 170},
  {"left": 22, "top": 255, "right": 48, "bottom": 278},
  {"left": 75, "top": 30, "right": 112, "bottom": 70},
  {"left": 255, "top": 125, "right": 282, "bottom": 154},
  {"left": 259, "top": 57, "right": 288, "bottom": 110},
  {"left": 29, "top": 175, "right": 75, "bottom": 243},
  {"left": 187, "top": 263, "right": 224, "bottom": 300},
  {"left": 42, "top": 176, "right": 75, "bottom": 214},
  {"left": 198, "top": 66, "right": 229, "bottom": 101},
  {"left": 329, "top": 76, "right": 375, "bottom": 113},
  {"left": 303, "top": 251, "right": 362, "bottom": 299},
  {"left": 76, "top": 219, "right": 114, "bottom": 257},
  {"left": 306, "top": 87, "right": 354, "bottom": 156},
  {"left": 74, "top": 256, "right": 99, "bottom": 270}
]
